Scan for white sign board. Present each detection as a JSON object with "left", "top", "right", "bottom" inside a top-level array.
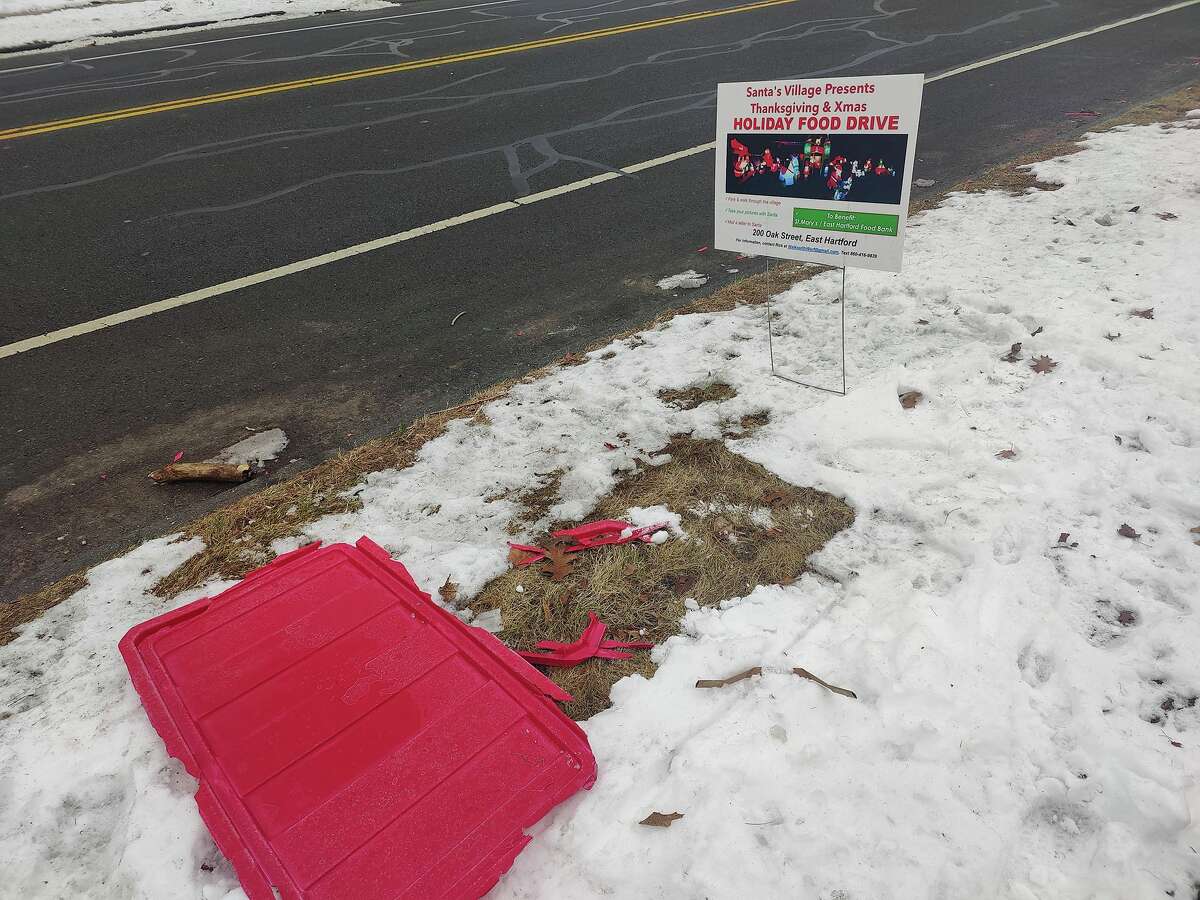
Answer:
[{"left": 714, "top": 74, "right": 924, "bottom": 273}]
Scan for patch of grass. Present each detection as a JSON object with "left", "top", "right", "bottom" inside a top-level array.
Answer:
[
  {"left": 0, "top": 571, "right": 88, "bottom": 645},
  {"left": 501, "top": 469, "right": 565, "bottom": 535},
  {"left": 658, "top": 381, "right": 738, "bottom": 410},
  {"left": 470, "top": 437, "right": 854, "bottom": 720}
]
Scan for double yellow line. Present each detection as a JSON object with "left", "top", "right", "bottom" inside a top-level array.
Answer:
[{"left": 0, "top": 0, "right": 801, "bottom": 141}]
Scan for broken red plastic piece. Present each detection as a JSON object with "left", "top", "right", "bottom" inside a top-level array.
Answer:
[
  {"left": 120, "top": 537, "right": 595, "bottom": 900},
  {"left": 508, "top": 519, "right": 669, "bottom": 567},
  {"left": 517, "top": 612, "right": 654, "bottom": 668}
]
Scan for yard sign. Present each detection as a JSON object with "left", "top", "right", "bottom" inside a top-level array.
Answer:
[{"left": 714, "top": 74, "right": 924, "bottom": 273}]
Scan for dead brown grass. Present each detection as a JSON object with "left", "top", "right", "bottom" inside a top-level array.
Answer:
[
  {"left": 470, "top": 437, "right": 855, "bottom": 720},
  {"left": 658, "top": 381, "right": 738, "bottom": 410},
  {"left": 0, "top": 571, "right": 88, "bottom": 645}
]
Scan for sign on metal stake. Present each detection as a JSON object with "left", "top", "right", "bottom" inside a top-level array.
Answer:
[{"left": 714, "top": 74, "right": 924, "bottom": 393}]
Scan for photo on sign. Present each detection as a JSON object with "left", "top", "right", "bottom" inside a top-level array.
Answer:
[{"left": 726, "top": 132, "right": 908, "bottom": 205}]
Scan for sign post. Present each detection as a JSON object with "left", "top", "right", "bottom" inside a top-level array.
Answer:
[{"left": 714, "top": 74, "right": 924, "bottom": 392}]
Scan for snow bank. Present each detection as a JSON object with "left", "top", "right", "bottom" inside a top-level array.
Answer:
[
  {"left": 212, "top": 427, "right": 288, "bottom": 466},
  {"left": 0, "top": 0, "right": 390, "bottom": 53},
  {"left": 1, "top": 118, "right": 1197, "bottom": 899},
  {"left": 657, "top": 269, "right": 709, "bottom": 291}
]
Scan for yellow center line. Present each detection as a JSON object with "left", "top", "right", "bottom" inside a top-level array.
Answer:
[{"left": 0, "top": 0, "right": 801, "bottom": 141}]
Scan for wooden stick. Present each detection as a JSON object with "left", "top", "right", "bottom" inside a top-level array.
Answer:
[{"left": 149, "top": 462, "right": 252, "bottom": 483}]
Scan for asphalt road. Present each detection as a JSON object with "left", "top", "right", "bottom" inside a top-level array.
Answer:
[{"left": 1, "top": 0, "right": 1198, "bottom": 600}]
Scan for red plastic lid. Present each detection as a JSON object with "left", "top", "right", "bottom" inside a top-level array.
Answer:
[{"left": 121, "top": 537, "right": 595, "bottom": 900}]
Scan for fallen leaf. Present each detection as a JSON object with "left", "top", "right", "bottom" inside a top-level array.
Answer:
[
  {"left": 1170, "top": 740, "right": 1183, "bottom": 748},
  {"left": 916, "top": 318, "right": 930, "bottom": 325},
  {"left": 508, "top": 546, "right": 534, "bottom": 566},
  {"left": 1104, "top": 332, "right": 1121, "bottom": 341},
  {"left": 762, "top": 488, "right": 789, "bottom": 506},
  {"left": 666, "top": 573, "right": 698, "bottom": 595},
  {"left": 1131, "top": 308, "right": 1154, "bottom": 319},
  {"left": 696, "top": 666, "right": 763, "bottom": 689},
  {"left": 1155, "top": 212, "right": 1177, "bottom": 221},
  {"left": 1030, "top": 325, "right": 1044, "bottom": 337},
  {"left": 640, "top": 812, "right": 684, "bottom": 828},
  {"left": 1001, "top": 342, "right": 1023, "bottom": 363},
  {"left": 603, "top": 442, "right": 618, "bottom": 450},
  {"left": 438, "top": 576, "right": 458, "bottom": 604},
  {"left": 1030, "top": 355, "right": 1057, "bottom": 374},
  {"left": 1116, "top": 609, "right": 1136, "bottom": 626},
  {"left": 995, "top": 449, "right": 1017, "bottom": 460},
  {"left": 540, "top": 541, "right": 574, "bottom": 582},
  {"left": 1117, "top": 523, "right": 1140, "bottom": 539},
  {"left": 792, "top": 667, "right": 857, "bottom": 699},
  {"left": 1054, "top": 531, "right": 1079, "bottom": 549},
  {"left": 899, "top": 390, "right": 923, "bottom": 409}
]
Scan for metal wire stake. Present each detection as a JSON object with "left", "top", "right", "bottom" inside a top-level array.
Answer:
[
  {"left": 767, "top": 262, "right": 848, "bottom": 397},
  {"left": 765, "top": 255, "right": 776, "bottom": 374},
  {"left": 840, "top": 264, "right": 847, "bottom": 396}
]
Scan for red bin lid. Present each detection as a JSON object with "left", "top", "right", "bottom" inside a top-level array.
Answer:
[{"left": 121, "top": 537, "right": 595, "bottom": 900}]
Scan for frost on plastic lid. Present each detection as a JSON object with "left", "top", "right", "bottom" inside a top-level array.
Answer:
[{"left": 120, "top": 537, "right": 595, "bottom": 900}]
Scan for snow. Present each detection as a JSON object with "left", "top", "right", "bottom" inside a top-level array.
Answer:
[
  {"left": 656, "top": 270, "right": 709, "bottom": 291},
  {"left": 2, "top": 119, "right": 1198, "bottom": 899},
  {"left": 0, "top": 0, "right": 390, "bottom": 53},
  {"left": 211, "top": 427, "right": 288, "bottom": 466}
]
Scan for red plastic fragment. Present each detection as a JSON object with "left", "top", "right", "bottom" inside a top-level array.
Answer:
[
  {"left": 508, "top": 518, "right": 669, "bottom": 567},
  {"left": 518, "top": 612, "right": 654, "bottom": 668},
  {"left": 120, "top": 537, "right": 594, "bottom": 900}
]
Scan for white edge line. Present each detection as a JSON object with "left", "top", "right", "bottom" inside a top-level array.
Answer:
[
  {"left": 3, "top": 0, "right": 1197, "bottom": 360},
  {"left": 925, "top": 0, "right": 1200, "bottom": 83},
  {"left": 0, "top": 0, "right": 526, "bottom": 74}
]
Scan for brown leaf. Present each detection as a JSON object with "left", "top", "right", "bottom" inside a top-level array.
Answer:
[
  {"left": 508, "top": 546, "right": 534, "bottom": 567},
  {"left": 791, "top": 667, "right": 857, "bottom": 699},
  {"left": 696, "top": 666, "right": 763, "bottom": 689},
  {"left": 1030, "top": 325, "right": 1044, "bottom": 337},
  {"left": 666, "top": 573, "right": 698, "bottom": 595},
  {"left": 995, "top": 449, "right": 1017, "bottom": 460},
  {"left": 1030, "top": 355, "right": 1057, "bottom": 374},
  {"left": 1058, "top": 532, "right": 1070, "bottom": 544},
  {"left": 438, "top": 576, "right": 458, "bottom": 604},
  {"left": 762, "top": 488, "right": 789, "bottom": 507},
  {"left": 640, "top": 812, "right": 684, "bottom": 828},
  {"left": 916, "top": 318, "right": 930, "bottom": 325},
  {"left": 899, "top": 390, "right": 923, "bottom": 409},
  {"left": 1155, "top": 212, "right": 1177, "bottom": 221},
  {"left": 1132, "top": 308, "right": 1154, "bottom": 319},
  {"left": 603, "top": 442, "right": 618, "bottom": 450},
  {"left": 540, "top": 541, "right": 574, "bottom": 582},
  {"left": 1001, "top": 342, "right": 1023, "bottom": 363},
  {"left": 1117, "top": 523, "right": 1140, "bottom": 540}
]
